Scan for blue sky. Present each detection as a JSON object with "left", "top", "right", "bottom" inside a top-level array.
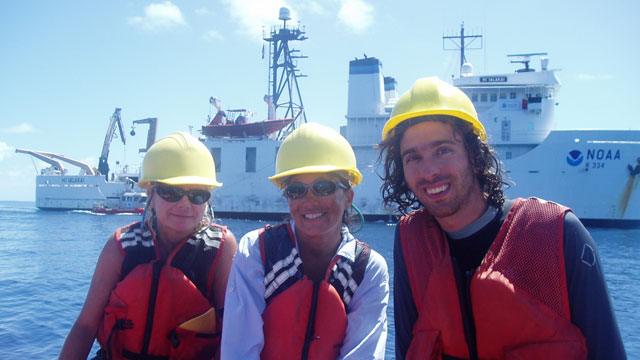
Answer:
[{"left": 1, "top": 0, "right": 639, "bottom": 201}]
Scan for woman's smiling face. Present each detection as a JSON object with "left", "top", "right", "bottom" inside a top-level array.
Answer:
[{"left": 286, "top": 173, "right": 353, "bottom": 240}]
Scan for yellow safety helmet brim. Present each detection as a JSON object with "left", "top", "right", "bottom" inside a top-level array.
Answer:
[
  {"left": 382, "top": 77, "right": 486, "bottom": 141},
  {"left": 269, "top": 165, "right": 363, "bottom": 188},
  {"left": 138, "top": 132, "right": 222, "bottom": 189},
  {"left": 139, "top": 176, "right": 222, "bottom": 189},
  {"left": 269, "top": 123, "right": 362, "bottom": 188}
]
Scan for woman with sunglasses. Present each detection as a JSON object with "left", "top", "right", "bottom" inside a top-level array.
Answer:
[
  {"left": 60, "top": 132, "right": 237, "bottom": 360},
  {"left": 221, "top": 123, "right": 389, "bottom": 359}
]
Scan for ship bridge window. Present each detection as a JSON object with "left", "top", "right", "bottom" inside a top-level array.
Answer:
[
  {"left": 471, "top": 93, "right": 478, "bottom": 102},
  {"left": 490, "top": 93, "right": 497, "bottom": 102},
  {"left": 246, "top": 147, "right": 256, "bottom": 173},
  {"left": 499, "top": 93, "right": 507, "bottom": 100},
  {"left": 211, "top": 147, "right": 221, "bottom": 172},
  {"left": 510, "top": 92, "right": 517, "bottom": 99},
  {"left": 480, "top": 94, "right": 488, "bottom": 102}
]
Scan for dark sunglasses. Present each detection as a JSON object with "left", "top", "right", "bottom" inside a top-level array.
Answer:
[
  {"left": 284, "top": 179, "right": 349, "bottom": 200},
  {"left": 153, "top": 186, "right": 211, "bottom": 205}
]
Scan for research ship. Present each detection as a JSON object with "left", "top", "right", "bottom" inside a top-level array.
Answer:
[
  {"left": 17, "top": 109, "right": 157, "bottom": 212},
  {"left": 202, "top": 17, "right": 640, "bottom": 225}
]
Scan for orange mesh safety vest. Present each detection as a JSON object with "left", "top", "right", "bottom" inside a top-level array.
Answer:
[
  {"left": 259, "top": 223, "right": 370, "bottom": 360},
  {"left": 399, "top": 197, "right": 587, "bottom": 360},
  {"left": 97, "top": 222, "right": 225, "bottom": 360}
]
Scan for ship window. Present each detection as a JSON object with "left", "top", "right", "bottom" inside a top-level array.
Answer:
[
  {"left": 490, "top": 93, "right": 497, "bottom": 102},
  {"left": 510, "top": 92, "right": 517, "bottom": 99},
  {"left": 211, "top": 148, "right": 221, "bottom": 172},
  {"left": 506, "top": 151, "right": 512, "bottom": 160},
  {"left": 480, "top": 94, "right": 488, "bottom": 102},
  {"left": 246, "top": 147, "right": 256, "bottom": 173},
  {"left": 471, "top": 93, "right": 478, "bottom": 102},
  {"left": 499, "top": 93, "right": 507, "bottom": 100}
]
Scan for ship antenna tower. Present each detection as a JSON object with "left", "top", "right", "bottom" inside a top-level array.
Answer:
[
  {"left": 263, "top": 7, "right": 308, "bottom": 131},
  {"left": 443, "top": 23, "right": 483, "bottom": 77}
]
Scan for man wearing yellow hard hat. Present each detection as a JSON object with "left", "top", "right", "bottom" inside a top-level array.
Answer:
[{"left": 378, "top": 77, "right": 625, "bottom": 359}]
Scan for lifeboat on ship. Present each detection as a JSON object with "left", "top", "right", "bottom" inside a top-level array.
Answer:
[{"left": 201, "top": 97, "right": 294, "bottom": 138}]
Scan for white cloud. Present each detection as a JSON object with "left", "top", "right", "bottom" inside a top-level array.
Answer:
[
  {"left": 195, "top": 8, "right": 210, "bottom": 16},
  {"left": 338, "top": 0, "right": 373, "bottom": 33},
  {"left": 0, "top": 142, "right": 14, "bottom": 162},
  {"left": 221, "top": 0, "right": 294, "bottom": 41},
  {"left": 128, "top": 1, "right": 187, "bottom": 32},
  {"left": 307, "top": 1, "right": 328, "bottom": 15},
  {"left": 2, "top": 123, "right": 35, "bottom": 134},
  {"left": 203, "top": 30, "right": 223, "bottom": 41},
  {"left": 577, "top": 73, "right": 613, "bottom": 81}
]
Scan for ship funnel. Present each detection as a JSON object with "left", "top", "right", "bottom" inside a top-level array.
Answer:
[
  {"left": 279, "top": 7, "right": 291, "bottom": 21},
  {"left": 541, "top": 57, "right": 549, "bottom": 71},
  {"left": 461, "top": 62, "right": 474, "bottom": 77},
  {"left": 347, "top": 57, "right": 385, "bottom": 117}
]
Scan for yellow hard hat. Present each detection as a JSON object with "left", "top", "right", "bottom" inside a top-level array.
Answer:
[
  {"left": 382, "top": 77, "right": 485, "bottom": 140},
  {"left": 138, "top": 132, "right": 221, "bottom": 189},
  {"left": 269, "top": 123, "right": 362, "bottom": 188}
]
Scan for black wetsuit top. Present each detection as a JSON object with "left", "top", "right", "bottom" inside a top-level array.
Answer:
[{"left": 393, "top": 199, "right": 627, "bottom": 360}]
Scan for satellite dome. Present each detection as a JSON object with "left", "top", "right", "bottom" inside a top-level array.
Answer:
[
  {"left": 279, "top": 7, "right": 291, "bottom": 21},
  {"left": 461, "top": 62, "right": 474, "bottom": 77}
]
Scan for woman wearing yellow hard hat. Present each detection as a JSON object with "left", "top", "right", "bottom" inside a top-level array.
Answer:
[
  {"left": 221, "top": 123, "right": 389, "bottom": 359},
  {"left": 61, "top": 132, "right": 237, "bottom": 360}
]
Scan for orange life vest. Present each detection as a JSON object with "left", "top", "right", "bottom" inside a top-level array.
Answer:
[
  {"left": 399, "top": 197, "right": 587, "bottom": 360},
  {"left": 259, "top": 223, "right": 371, "bottom": 360},
  {"left": 97, "top": 222, "right": 225, "bottom": 360}
]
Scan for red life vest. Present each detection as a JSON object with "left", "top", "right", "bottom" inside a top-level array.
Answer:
[
  {"left": 97, "top": 222, "right": 226, "bottom": 360},
  {"left": 259, "top": 223, "right": 371, "bottom": 360},
  {"left": 399, "top": 197, "right": 587, "bottom": 360}
]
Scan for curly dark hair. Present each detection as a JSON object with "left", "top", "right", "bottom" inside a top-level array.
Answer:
[{"left": 377, "top": 115, "right": 507, "bottom": 215}]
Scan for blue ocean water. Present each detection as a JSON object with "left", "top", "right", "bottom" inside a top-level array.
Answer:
[{"left": 0, "top": 200, "right": 637, "bottom": 359}]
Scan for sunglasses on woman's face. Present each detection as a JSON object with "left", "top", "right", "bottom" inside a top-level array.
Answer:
[
  {"left": 284, "top": 179, "right": 349, "bottom": 200},
  {"left": 153, "top": 186, "right": 211, "bottom": 205}
]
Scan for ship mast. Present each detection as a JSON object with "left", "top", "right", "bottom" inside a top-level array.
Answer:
[
  {"left": 263, "top": 7, "right": 308, "bottom": 129},
  {"left": 443, "top": 23, "right": 483, "bottom": 76}
]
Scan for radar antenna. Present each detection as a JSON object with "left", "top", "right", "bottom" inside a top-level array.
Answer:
[
  {"left": 507, "top": 53, "right": 548, "bottom": 72},
  {"left": 443, "top": 23, "right": 483, "bottom": 77},
  {"left": 263, "top": 7, "right": 308, "bottom": 132}
]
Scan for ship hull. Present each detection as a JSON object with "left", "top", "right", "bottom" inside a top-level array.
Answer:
[
  {"left": 205, "top": 129, "right": 640, "bottom": 226},
  {"left": 35, "top": 175, "right": 145, "bottom": 211},
  {"left": 501, "top": 129, "right": 640, "bottom": 223}
]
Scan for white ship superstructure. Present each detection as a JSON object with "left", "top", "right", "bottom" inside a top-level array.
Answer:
[{"left": 344, "top": 52, "right": 640, "bottom": 224}]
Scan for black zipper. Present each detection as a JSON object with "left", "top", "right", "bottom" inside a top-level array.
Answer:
[
  {"left": 141, "top": 261, "right": 163, "bottom": 355},
  {"left": 451, "top": 258, "right": 478, "bottom": 360},
  {"left": 301, "top": 280, "right": 320, "bottom": 360}
]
